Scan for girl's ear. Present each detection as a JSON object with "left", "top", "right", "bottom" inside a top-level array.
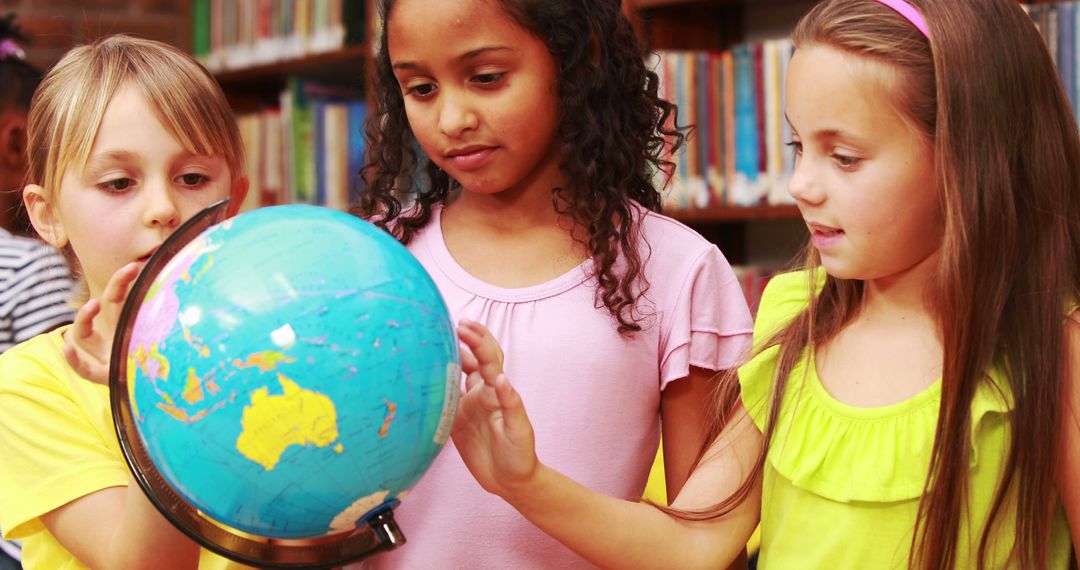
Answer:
[
  {"left": 226, "top": 175, "right": 250, "bottom": 217},
  {"left": 23, "top": 184, "right": 67, "bottom": 248}
]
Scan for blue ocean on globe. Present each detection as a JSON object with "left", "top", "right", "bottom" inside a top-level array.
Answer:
[{"left": 124, "top": 205, "right": 460, "bottom": 539}]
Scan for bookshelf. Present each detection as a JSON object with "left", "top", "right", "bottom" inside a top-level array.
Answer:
[
  {"left": 214, "top": 45, "right": 367, "bottom": 86},
  {"left": 673, "top": 205, "right": 799, "bottom": 223},
  {"left": 214, "top": 45, "right": 367, "bottom": 113},
  {"left": 626, "top": 0, "right": 813, "bottom": 276},
  {"left": 193, "top": 0, "right": 371, "bottom": 211},
  {"left": 198, "top": 0, "right": 810, "bottom": 271}
]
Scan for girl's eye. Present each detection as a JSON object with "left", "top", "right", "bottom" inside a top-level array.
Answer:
[
  {"left": 472, "top": 72, "right": 505, "bottom": 86},
  {"left": 405, "top": 83, "right": 437, "bottom": 97},
  {"left": 178, "top": 173, "right": 210, "bottom": 186},
  {"left": 99, "top": 178, "right": 135, "bottom": 193},
  {"left": 785, "top": 140, "right": 803, "bottom": 156},
  {"left": 832, "top": 153, "right": 860, "bottom": 169}
]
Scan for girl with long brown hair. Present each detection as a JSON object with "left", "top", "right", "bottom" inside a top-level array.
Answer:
[{"left": 451, "top": 0, "right": 1080, "bottom": 568}]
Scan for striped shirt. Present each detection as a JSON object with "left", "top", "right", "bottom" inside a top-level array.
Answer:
[{"left": 0, "top": 230, "right": 73, "bottom": 353}]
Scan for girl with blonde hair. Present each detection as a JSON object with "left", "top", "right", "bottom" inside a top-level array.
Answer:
[{"left": 0, "top": 35, "right": 249, "bottom": 569}]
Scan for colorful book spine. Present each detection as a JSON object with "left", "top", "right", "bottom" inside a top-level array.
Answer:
[
  {"left": 196, "top": 0, "right": 365, "bottom": 71},
  {"left": 732, "top": 44, "right": 760, "bottom": 207},
  {"left": 237, "top": 79, "right": 366, "bottom": 211}
]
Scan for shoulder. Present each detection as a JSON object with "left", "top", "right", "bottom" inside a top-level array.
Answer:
[
  {"left": 753, "top": 269, "right": 820, "bottom": 338},
  {"left": 0, "top": 329, "right": 83, "bottom": 425},
  {"left": 0, "top": 328, "right": 71, "bottom": 385},
  {"left": 637, "top": 208, "right": 716, "bottom": 257},
  {"left": 634, "top": 207, "right": 735, "bottom": 284}
]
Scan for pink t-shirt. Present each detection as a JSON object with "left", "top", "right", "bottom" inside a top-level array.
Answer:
[{"left": 368, "top": 205, "right": 753, "bottom": 569}]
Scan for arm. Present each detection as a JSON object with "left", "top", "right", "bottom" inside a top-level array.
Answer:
[
  {"left": 454, "top": 320, "right": 762, "bottom": 569},
  {"left": 660, "top": 367, "right": 720, "bottom": 499},
  {"left": 1057, "top": 310, "right": 1080, "bottom": 556},
  {"left": 663, "top": 369, "right": 752, "bottom": 570},
  {"left": 40, "top": 481, "right": 200, "bottom": 570},
  {"left": 0, "top": 342, "right": 199, "bottom": 569}
]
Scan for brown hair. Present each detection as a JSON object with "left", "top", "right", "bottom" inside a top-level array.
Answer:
[{"left": 676, "top": 1, "right": 1080, "bottom": 568}]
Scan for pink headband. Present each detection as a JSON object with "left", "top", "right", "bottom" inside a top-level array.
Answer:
[{"left": 874, "top": 0, "right": 930, "bottom": 38}]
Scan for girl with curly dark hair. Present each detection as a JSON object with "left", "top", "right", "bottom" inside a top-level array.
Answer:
[{"left": 357, "top": 1, "right": 754, "bottom": 568}]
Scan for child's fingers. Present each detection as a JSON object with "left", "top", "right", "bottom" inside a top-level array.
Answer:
[
  {"left": 493, "top": 374, "right": 523, "bottom": 415},
  {"left": 70, "top": 300, "right": 102, "bottom": 341},
  {"left": 460, "top": 343, "right": 479, "bottom": 375},
  {"left": 102, "top": 262, "right": 141, "bottom": 306},
  {"left": 464, "top": 371, "right": 483, "bottom": 393},
  {"left": 62, "top": 342, "right": 81, "bottom": 372},
  {"left": 63, "top": 341, "right": 108, "bottom": 384},
  {"left": 457, "top": 320, "right": 504, "bottom": 381},
  {"left": 492, "top": 374, "right": 533, "bottom": 443}
]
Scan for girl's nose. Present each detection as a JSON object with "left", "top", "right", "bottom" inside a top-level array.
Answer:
[
  {"left": 437, "top": 90, "right": 479, "bottom": 138},
  {"left": 142, "top": 180, "right": 181, "bottom": 229},
  {"left": 787, "top": 157, "right": 825, "bottom": 206}
]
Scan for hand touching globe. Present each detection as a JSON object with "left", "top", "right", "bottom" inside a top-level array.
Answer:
[{"left": 110, "top": 201, "right": 460, "bottom": 568}]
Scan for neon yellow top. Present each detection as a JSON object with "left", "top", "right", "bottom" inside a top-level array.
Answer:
[
  {"left": 738, "top": 271, "right": 1073, "bottom": 569},
  {"left": 0, "top": 327, "right": 255, "bottom": 569}
]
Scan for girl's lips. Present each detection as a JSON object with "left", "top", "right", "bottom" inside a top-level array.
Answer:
[
  {"left": 810, "top": 226, "right": 845, "bottom": 249},
  {"left": 446, "top": 147, "right": 496, "bottom": 171}
]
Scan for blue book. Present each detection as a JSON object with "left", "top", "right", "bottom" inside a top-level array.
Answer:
[
  {"left": 347, "top": 101, "right": 368, "bottom": 203},
  {"left": 733, "top": 44, "right": 759, "bottom": 205}
]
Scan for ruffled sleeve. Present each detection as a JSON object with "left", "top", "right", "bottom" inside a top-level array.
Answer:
[
  {"left": 659, "top": 245, "right": 754, "bottom": 389},
  {"left": 738, "top": 270, "right": 819, "bottom": 430}
]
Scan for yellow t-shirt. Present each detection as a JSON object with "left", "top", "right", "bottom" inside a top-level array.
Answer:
[
  {"left": 0, "top": 327, "right": 253, "bottom": 569},
  {"left": 738, "top": 271, "right": 1073, "bottom": 569}
]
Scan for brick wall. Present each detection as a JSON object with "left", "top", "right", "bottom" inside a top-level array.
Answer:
[{"left": 4, "top": 0, "right": 191, "bottom": 71}]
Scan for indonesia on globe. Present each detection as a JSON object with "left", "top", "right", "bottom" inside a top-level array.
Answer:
[{"left": 110, "top": 202, "right": 460, "bottom": 568}]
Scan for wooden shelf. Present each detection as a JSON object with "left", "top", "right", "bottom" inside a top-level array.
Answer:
[
  {"left": 212, "top": 45, "right": 368, "bottom": 113},
  {"left": 669, "top": 205, "right": 801, "bottom": 223},
  {"left": 213, "top": 44, "right": 368, "bottom": 86}
]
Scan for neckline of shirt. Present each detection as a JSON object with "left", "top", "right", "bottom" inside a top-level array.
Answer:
[
  {"left": 424, "top": 206, "right": 595, "bottom": 303},
  {"left": 803, "top": 349, "right": 943, "bottom": 421}
]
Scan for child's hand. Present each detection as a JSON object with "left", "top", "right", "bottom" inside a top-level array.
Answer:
[
  {"left": 453, "top": 319, "right": 539, "bottom": 501},
  {"left": 63, "top": 262, "right": 142, "bottom": 384}
]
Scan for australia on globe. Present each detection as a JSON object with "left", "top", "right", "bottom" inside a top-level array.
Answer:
[{"left": 116, "top": 204, "right": 460, "bottom": 551}]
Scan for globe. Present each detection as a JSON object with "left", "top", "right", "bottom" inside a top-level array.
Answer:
[{"left": 110, "top": 201, "right": 460, "bottom": 568}]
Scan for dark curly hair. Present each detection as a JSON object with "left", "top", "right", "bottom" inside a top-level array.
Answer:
[
  {"left": 354, "top": 0, "right": 687, "bottom": 335},
  {"left": 0, "top": 13, "right": 40, "bottom": 112}
]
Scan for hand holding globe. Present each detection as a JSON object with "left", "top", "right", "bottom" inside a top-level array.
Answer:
[{"left": 109, "top": 200, "right": 460, "bottom": 568}]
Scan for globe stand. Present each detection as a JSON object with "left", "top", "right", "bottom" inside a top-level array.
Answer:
[{"left": 109, "top": 199, "right": 407, "bottom": 568}]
